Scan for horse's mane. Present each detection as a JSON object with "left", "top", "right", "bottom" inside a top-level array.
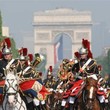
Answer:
[{"left": 86, "top": 77, "right": 98, "bottom": 87}]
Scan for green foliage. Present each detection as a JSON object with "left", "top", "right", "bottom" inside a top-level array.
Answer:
[
  {"left": 96, "top": 51, "right": 110, "bottom": 76},
  {"left": 107, "top": 49, "right": 110, "bottom": 69},
  {"left": 0, "top": 11, "right": 2, "bottom": 36},
  {"left": 0, "top": 11, "right": 18, "bottom": 58},
  {"left": 10, "top": 37, "right": 19, "bottom": 58}
]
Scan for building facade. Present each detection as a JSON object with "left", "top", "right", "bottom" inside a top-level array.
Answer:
[
  {"left": 2, "top": 26, "right": 9, "bottom": 37},
  {"left": 33, "top": 8, "right": 92, "bottom": 68}
]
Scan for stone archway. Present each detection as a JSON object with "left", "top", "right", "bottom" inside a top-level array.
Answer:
[{"left": 33, "top": 8, "right": 92, "bottom": 69}]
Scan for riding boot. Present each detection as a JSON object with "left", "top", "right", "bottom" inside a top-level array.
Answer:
[
  {"left": 104, "top": 103, "right": 107, "bottom": 110},
  {"left": 69, "top": 104, "right": 74, "bottom": 110},
  {"left": 100, "top": 103, "right": 105, "bottom": 110},
  {"left": 35, "top": 105, "right": 41, "bottom": 110},
  {"left": 61, "top": 106, "right": 66, "bottom": 110},
  {"left": 41, "top": 104, "right": 46, "bottom": 110}
]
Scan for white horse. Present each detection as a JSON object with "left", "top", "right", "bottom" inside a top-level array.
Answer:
[{"left": 1, "top": 69, "right": 27, "bottom": 110}]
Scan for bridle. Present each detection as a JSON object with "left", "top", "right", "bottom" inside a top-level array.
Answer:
[
  {"left": 84, "top": 78, "right": 98, "bottom": 110},
  {"left": 3, "top": 73, "right": 26, "bottom": 110}
]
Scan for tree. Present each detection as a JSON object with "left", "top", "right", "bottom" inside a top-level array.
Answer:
[
  {"left": 96, "top": 56, "right": 109, "bottom": 76},
  {"left": 0, "top": 11, "right": 2, "bottom": 36},
  {"left": 0, "top": 11, "right": 18, "bottom": 58},
  {"left": 107, "top": 49, "right": 110, "bottom": 71}
]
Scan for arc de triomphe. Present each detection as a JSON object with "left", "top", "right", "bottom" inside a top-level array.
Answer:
[{"left": 33, "top": 8, "right": 92, "bottom": 69}]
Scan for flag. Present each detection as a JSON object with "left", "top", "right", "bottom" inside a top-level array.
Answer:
[
  {"left": 19, "top": 79, "right": 50, "bottom": 100},
  {"left": 0, "top": 80, "right": 5, "bottom": 94},
  {"left": 0, "top": 80, "right": 5, "bottom": 104},
  {"left": 54, "top": 35, "right": 63, "bottom": 64}
]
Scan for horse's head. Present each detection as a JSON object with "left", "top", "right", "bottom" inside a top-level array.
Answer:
[
  {"left": 4, "top": 69, "right": 19, "bottom": 106},
  {"left": 84, "top": 75, "right": 98, "bottom": 109}
]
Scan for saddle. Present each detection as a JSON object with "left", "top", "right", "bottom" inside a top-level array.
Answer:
[{"left": 63, "top": 79, "right": 85, "bottom": 98}]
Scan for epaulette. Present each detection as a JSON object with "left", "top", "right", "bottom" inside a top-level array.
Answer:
[{"left": 88, "top": 59, "right": 97, "bottom": 69}]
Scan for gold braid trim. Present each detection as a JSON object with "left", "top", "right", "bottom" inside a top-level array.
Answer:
[{"left": 88, "top": 61, "right": 97, "bottom": 69}]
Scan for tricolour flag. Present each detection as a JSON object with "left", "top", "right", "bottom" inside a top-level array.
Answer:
[
  {"left": 0, "top": 80, "right": 5, "bottom": 104},
  {"left": 19, "top": 79, "right": 50, "bottom": 100},
  {"left": 54, "top": 36, "right": 63, "bottom": 64}
]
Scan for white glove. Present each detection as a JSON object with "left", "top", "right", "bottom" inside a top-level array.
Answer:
[
  {"left": 105, "top": 99, "right": 108, "bottom": 103},
  {"left": 49, "top": 88, "right": 53, "bottom": 92},
  {"left": 59, "top": 89, "right": 63, "bottom": 93}
]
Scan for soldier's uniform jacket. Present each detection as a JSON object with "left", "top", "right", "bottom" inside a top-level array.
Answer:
[
  {"left": 21, "top": 64, "right": 34, "bottom": 78},
  {"left": 43, "top": 77, "right": 56, "bottom": 89},
  {"left": 72, "top": 58, "right": 99, "bottom": 77},
  {"left": 0, "top": 58, "right": 21, "bottom": 78},
  {"left": 0, "top": 59, "right": 8, "bottom": 77}
]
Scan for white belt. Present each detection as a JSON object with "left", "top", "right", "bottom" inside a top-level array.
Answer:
[
  {"left": 6, "top": 59, "right": 15, "bottom": 69},
  {"left": 23, "top": 66, "right": 31, "bottom": 75},
  {"left": 81, "top": 58, "right": 92, "bottom": 71}
]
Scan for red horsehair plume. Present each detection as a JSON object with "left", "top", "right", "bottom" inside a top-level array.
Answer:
[
  {"left": 18, "top": 48, "right": 23, "bottom": 55},
  {"left": 74, "top": 51, "right": 80, "bottom": 59},
  {"left": 0, "top": 51, "right": 2, "bottom": 59},
  {"left": 82, "top": 39, "right": 93, "bottom": 58},
  {"left": 28, "top": 54, "right": 33, "bottom": 62},
  {"left": 49, "top": 66, "right": 52, "bottom": 72},
  {"left": 22, "top": 48, "right": 27, "bottom": 56},
  {"left": 82, "top": 39, "right": 90, "bottom": 50},
  {"left": 18, "top": 47, "right": 28, "bottom": 56},
  {"left": 4, "top": 38, "right": 11, "bottom": 48}
]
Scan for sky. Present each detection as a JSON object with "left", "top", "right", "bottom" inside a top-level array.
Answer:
[{"left": 0, "top": 0, "right": 110, "bottom": 57}]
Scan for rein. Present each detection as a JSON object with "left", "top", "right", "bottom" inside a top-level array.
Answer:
[{"left": 3, "top": 73, "right": 26, "bottom": 110}]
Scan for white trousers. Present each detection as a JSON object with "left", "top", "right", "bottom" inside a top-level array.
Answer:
[{"left": 98, "top": 95, "right": 105, "bottom": 103}]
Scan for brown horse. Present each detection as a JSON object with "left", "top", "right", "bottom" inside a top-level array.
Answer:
[{"left": 77, "top": 76, "right": 101, "bottom": 110}]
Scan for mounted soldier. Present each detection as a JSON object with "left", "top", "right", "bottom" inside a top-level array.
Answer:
[
  {"left": 0, "top": 38, "right": 21, "bottom": 106},
  {"left": 19, "top": 52, "right": 48, "bottom": 110},
  {"left": 18, "top": 48, "right": 39, "bottom": 79},
  {"left": 72, "top": 39, "right": 98, "bottom": 79},
  {"left": 43, "top": 66, "right": 56, "bottom": 90},
  {"left": 61, "top": 39, "right": 99, "bottom": 110},
  {"left": 70, "top": 39, "right": 107, "bottom": 110},
  {"left": 55, "top": 59, "right": 75, "bottom": 110},
  {"left": 0, "top": 38, "right": 20, "bottom": 79},
  {"left": 43, "top": 66, "right": 56, "bottom": 109}
]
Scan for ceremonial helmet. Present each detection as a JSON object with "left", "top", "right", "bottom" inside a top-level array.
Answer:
[
  {"left": 18, "top": 48, "right": 28, "bottom": 61},
  {"left": 27, "top": 54, "right": 33, "bottom": 65},
  {"left": 47, "top": 66, "right": 52, "bottom": 76},
  {"left": 2, "top": 38, "right": 12, "bottom": 55},
  {"left": 2, "top": 47, "right": 12, "bottom": 55},
  {"left": 19, "top": 55, "right": 26, "bottom": 61},
  {"left": 79, "top": 47, "right": 88, "bottom": 55}
]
